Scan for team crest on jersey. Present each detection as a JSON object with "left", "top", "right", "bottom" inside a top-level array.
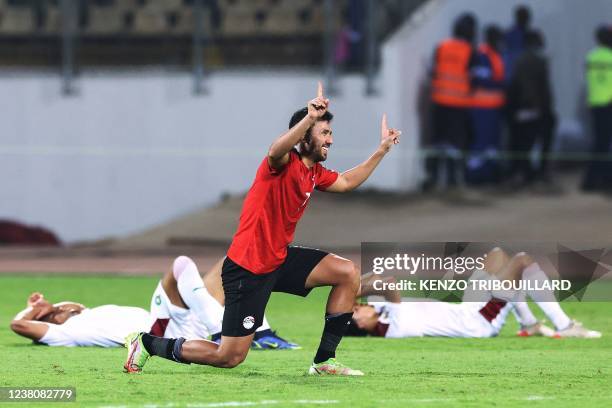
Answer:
[
  {"left": 243, "top": 316, "right": 255, "bottom": 329},
  {"left": 155, "top": 295, "right": 161, "bottom": 306}
]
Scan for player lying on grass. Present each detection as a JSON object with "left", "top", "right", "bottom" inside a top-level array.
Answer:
[
  {"left": 152, "top": 255, "right": 300, "bottom": 350},
  {"left": 124, "top": 82, "right": 401, "bottom": 376},
  {"left": 10, "top": 292, "right": 151, "bottom": 347},
  {"left": 9, "top": 256, "right": 297, "bottom": 349},
  {"left": 347, "top": 248, "right": 601, "bottom": 339}
]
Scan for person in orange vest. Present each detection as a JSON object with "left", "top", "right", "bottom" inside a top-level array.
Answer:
[
  {"left": 424, "top": 13, "right": 478, "bottom": 191},
  {"left": 465, "top": 25, "right": 506, "bottom": 185}
]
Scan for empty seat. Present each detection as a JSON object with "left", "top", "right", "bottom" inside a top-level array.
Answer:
[
  {"left": 172, "top": 7, "right": 214, "bottom": 36},
  {"left": 220, "top": 10, "right": 257, "bottom": 37},
  {"left": 142, "top": 0, "right": 182, "bottom": 12},
  {"left": 86, "top": 7, "right": 124, "bottom": 34},
  {"left": 133, "top": 9, "right": 167, "bottom": 34},
  {"left": 40, "top": 3, "right": 62, "bottom": 34},
  {"left": 261, "top": 9, "right": 298, "bottom": 36},
  {"left": 0, "top": 7, "right": 33, "bottom": 34}
]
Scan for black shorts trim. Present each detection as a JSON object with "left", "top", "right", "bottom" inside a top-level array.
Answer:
[{"left": 221, "top": 246, "right": 329, "bottom": 337}]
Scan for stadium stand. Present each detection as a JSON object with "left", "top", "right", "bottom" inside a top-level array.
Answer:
[{"left": 0, "top": 0, "right": 424, "bottom": 68}]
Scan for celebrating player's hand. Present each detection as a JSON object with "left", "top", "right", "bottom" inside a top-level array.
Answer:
[
  {"left": 379, "top": 113, "right": 401, "bottom": 153},
  {"left": 307, "top": 81, "right": 330, "bottom": 121}
]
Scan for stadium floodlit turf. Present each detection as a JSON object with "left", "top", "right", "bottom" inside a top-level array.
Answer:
[{"left": 1, "top": 275, "right": 611, "bottom": 408}]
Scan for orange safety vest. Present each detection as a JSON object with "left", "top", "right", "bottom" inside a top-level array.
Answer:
[
  {"left": 471, "top": 44, "right": 506, "bottom": 109},
  {"left": 431, "top": 38, "right": 474, "bottom": 108}
]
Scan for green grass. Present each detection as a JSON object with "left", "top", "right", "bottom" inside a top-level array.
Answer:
[{"left": 0, "top": 275, "right": 611, "bottom": 408}]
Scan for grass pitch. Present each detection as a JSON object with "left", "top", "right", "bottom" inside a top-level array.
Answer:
[{"left": 1, "top": 275, "right": 611, "bottom": 408}]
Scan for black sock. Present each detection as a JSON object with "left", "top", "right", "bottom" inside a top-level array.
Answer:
[
  {"left": 141, "top": 333, "right": 189, "bottom": 364},
  {"left": 313, "top": 312, "right": 353, "bottom": 364}
]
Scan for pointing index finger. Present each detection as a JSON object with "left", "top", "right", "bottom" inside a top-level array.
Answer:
[
  {"left": 317, "top": 81, "right": 324, "bottom": 98},
  {"left": 382, "top": 113, "right": 388, "bottom": 131}
]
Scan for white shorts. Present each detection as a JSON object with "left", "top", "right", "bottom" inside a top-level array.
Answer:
[{"left": 149, "top": 282, "right": 210, "bottom": 340}]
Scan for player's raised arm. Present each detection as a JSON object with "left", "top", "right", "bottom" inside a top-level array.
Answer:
[
  {"left": 326, "top": 113, "right": 401, "bottom": 193},
  {"left": 268, "top": 82, "right": 330, "bottom": 169}
]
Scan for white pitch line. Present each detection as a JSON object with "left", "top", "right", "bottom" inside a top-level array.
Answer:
[
  {"left": 98, "top": 400, "right": 338, "bottom": 408},
  {"left": 525, "top": 395, "right": 555, "bottom": 401}
]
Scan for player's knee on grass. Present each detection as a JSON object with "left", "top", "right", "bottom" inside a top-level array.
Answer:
[{"left": 217, "top": 349, "right": 249, "bottom": 368}]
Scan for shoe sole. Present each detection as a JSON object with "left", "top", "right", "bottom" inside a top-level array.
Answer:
[
  {"left": 123, "top": 334, "right": 143, "bottom": 374},
  {"left": 308, "top": 366, "right": 364, "bottom": 376}
]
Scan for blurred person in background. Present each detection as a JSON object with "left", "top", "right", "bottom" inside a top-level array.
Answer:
[
  {"left": 506, "top": 29, "right": 556, "bottom": 187},
  {"left": 335, "top": 0, "right": 366, "bottom": 70},
  {"left": 581, "top": 25, "right": 612, "bottom": 193},
  {"left": 504, "top": 5, "right": 532, "bottom": 80},
  {"left": 466, "top": 25, "right": 506, "bottom": 185},
  {"left": 424, "top": 13, "right": 478, "bottom": 192}
]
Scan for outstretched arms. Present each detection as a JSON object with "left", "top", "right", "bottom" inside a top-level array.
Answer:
[
  {"left": 268, "top": 82, "right": 329, "bottom": 170},
  {"left": 326, "top": 113, "right": 401, "bottom": 193}
]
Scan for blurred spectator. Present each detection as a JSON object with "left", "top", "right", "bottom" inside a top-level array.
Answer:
[
  {"left": 504, "top": 5, "right": 531, "bottom": 80},
  {"left": 346, "top": 0, "right": 366, "bottom": 69},
  {"left": 506, "top": 30, "right": 556, "bottom": 186},
  {"left": 334, "top": 9, "right": 363, "bottom": 69},
  {"left": 466, "top": 25, "right": 506, "bottom": 185},
  {"left": 582, "top": 25, "right": 612, "bottom": 192},
  {"left": 424, "top": 13, "right": 477, "bottom": 191}
]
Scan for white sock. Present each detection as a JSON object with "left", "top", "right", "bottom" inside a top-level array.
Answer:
[
  {"left": 522, "top": 263, "right": 571, "bottom": 330},
  {"left": 257, "top": 315, "right": 271, "bottom": 332},
  {"left": 174, "top": 256, "right": 224, "bottom": 335},
  {"left": 512, "top": 301, "right": 538, "bottom": 326}
]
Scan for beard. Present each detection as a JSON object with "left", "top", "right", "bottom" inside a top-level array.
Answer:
[{"left": 301, "top": 141, "right": 327, "bottom": 163}]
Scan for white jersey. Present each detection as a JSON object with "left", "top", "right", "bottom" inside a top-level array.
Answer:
[
  {"left": 372, "top": 299, "right": 512, "bottom": 339},
  {"left": 149, "top": 282, "right": 210, "bottom": 340},
  {"left": 39, "top": 305, "right": 152, "bottom": 347}
]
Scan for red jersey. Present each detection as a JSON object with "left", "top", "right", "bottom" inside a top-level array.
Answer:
[{"left": 227, "top": 149, "right": 339, "bottom": 274}]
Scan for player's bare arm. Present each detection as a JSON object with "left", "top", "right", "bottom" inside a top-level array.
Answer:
[
  {"left": 326, "top": 113, "right": 401, "bottom": 193},
  {"left": 10, "top": 297, "right": 53, "bottom": 341},
  {"left": 268, "top": 81, "right": 329, "bottom": 169},
  {"left": 10, "top": 292, "right": 86, "bottom": 341}
]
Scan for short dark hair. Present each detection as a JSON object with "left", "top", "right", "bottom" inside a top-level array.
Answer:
[
  {"left": 515, "top": 5, "right": 531, "bottom": 27},
  {"left": 595, "top": 25, "right": 612, "bottom": 47},
  {"left": 484, "top": 24, "right": 503, "bottom": 48},
  {"left": 289, "top": 107, "right": 334, "bottom": 142},
  {"left": 452, "top": 13, "right": 477, "bottom": 43}
]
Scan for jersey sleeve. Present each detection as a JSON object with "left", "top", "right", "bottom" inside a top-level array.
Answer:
[
  {"left": 264, "top": 149, "right": 298, "bottom": 176},
  {"left": 38, "top": 323, "right": 78, "bottom": 347},
  {"left": 315, "top": 164, "right": 339, "bottom": 191}
]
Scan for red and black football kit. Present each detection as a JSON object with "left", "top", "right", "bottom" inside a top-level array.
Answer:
[{"left": 222, "top": 149, "right": 338, "bottom": 336}]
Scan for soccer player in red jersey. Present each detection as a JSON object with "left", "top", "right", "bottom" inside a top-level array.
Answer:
[{"left": 124, "top": 83, "right": 401, "bottom": 376}]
